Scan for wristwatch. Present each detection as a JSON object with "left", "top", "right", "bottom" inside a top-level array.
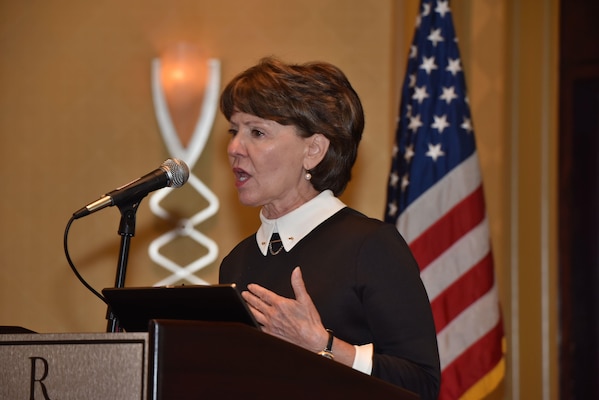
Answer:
[{"left": 317, "top": 329, "right": 334, "bottom": 360}]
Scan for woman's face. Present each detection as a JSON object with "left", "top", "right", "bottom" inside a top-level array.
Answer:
[{"left": 227, "top": 111, "right": 320, "bottom": 219}]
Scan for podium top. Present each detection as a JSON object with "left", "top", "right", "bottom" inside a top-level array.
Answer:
[{"left": 102, "top": 284, "right": 259, "bottom": 332}]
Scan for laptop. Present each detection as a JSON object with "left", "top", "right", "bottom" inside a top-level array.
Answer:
[{"left": 102, "top": 284, "right": 259, "bottom": 332}]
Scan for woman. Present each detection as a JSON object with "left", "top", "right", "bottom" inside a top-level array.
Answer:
[{"left": 219, "top": 57, "right": 440, "bottom": 399}]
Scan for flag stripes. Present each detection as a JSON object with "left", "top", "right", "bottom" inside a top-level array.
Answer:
[
  {"left": 430, "top": 252, "right": 495, "bottom": 331},
  {"left": 420, "top": 219, "right": 491, "bottom": 301},
  {"left": 409, "top": 184, "right": 486, "bottom": 270},
  {"left": 441, "top": 318, "right": 504, "bottom": 398},
  {"left": 397, "top": 153, "right": 481, "bottom": 244},
  {"left": 437, "top": 284, "right": 501, "bottom": 369}
]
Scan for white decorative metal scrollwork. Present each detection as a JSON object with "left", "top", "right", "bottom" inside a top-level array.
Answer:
[{"left": 149, "top": 57, "right": 220, "bottom": 286}]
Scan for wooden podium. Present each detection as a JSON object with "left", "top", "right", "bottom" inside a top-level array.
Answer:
[
  {"left": 148, "top": 320, "right": 418, "bottom": 399},
  {"left": 1, "top": 321, "right": 419, "bottom": 399}
]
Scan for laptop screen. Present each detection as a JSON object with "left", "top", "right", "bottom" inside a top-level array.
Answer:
[{"left": 102, "top": 284, "right": 259, "bottom": 332}]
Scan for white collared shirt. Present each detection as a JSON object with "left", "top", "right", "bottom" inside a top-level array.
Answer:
[
  {"left": 256, "top": 190, "right": 345, "bottom": 255},
  {"left": 255, "top": 190, "right": 373, "bottom": 375}
]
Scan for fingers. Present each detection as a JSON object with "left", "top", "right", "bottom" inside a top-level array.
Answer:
[
  {"left": 241, "top": 284, "right": 288, "bottom": 338},
  {"left": 242, "top": 283, "right": 291, "bottom": 328},
  {"left": 290, "top": 266, "right": 309, "bottom": 303},
  {"left": 244, "top": 283, "right": 273, "bottom": 306},
  {"left": 241, "top": 284, "right": 273, "bottom": 318}
]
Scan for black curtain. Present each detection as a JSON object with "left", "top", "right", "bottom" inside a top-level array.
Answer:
[{"left": 559, "top": 0, "right": 599, "bottom": 398}]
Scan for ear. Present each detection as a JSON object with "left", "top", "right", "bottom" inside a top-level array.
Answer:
[{"left": 304, "top": 133, "right": 330, "bottom": 170}]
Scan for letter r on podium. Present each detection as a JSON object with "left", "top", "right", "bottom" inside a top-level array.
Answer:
[{"left": 29, "top": 357, "right": 52, "bottom": 400}]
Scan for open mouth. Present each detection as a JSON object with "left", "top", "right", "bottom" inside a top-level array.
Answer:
[{"left": 233, "top": 168, "right": 251, "bottom": 183}]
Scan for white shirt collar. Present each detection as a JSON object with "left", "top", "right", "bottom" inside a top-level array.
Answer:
[{"left": 256, "top": 190, "right": 346, "bottom": 256}]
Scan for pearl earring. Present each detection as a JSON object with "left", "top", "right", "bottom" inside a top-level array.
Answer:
[{"left": 305, "top": 171, "right": 312, "bottom": 181}]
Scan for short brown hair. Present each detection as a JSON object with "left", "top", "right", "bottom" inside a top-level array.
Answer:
[{"left": 220, "top": 57, "right": 364, "bottom": 196}]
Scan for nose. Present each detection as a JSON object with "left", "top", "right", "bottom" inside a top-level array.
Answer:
[{"left": 227, "top": 133, "right": 244, "bottom": 158}]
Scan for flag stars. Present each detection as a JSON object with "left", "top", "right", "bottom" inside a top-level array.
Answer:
[
  {"left": 435, "top": 1, "right": 451, "bottom": 18},
  {"left": 422, "top": 2, "right": 431, "bottom": 16},
  {"left": 439, "top": 86, "right": 458, "bottom": 104},
  {"left": 408, "top": 73, "right": 417, "bottom": 88},
  {"left": 408, "top": 114, "right": 423, "bottom": 133},
  {"left": 428, "top": 28, "right": 444, "bottom": 47},
  {"left": 387, "top": 201, "right": 398, "bottom": 217},
  {"left": 446, "top": 58, "right": 462, "bottom": 76},
  {"left": 389, "top": 171, "right": 399, "bottom": 188},
  {"left": 410, "top": 45, "right": 418, "bottom": 59},
  {"left": 412, "top": 86, "right": 429, "bottom": 104},
  {"left": 426, "top": 143, "right": 445, "bottom": 161},
  {"left": 420, "top": 56, "right": 438, "bottom": 75},
  {"left": 401, "top": 173, "right": 410, "bottom": 191},
  {"left": 404, "top": 144, "right": 415, "bottom": 163},
  {"left": 461, "top": 117, "right": 473, "bottom": 133},
  {"left": 431, "top": 114, "right": 450, "bottom": 133}
]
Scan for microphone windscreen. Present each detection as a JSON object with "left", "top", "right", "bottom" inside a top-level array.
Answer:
[{"left": 162, "top": 158, "right": 190, "bottom": 188}]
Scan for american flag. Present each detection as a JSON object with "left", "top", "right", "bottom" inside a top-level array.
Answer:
[{"left": 384, "top": 1, "right": 505, "bottom": 399}]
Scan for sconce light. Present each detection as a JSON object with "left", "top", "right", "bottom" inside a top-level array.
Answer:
[{"left": 149, "top": 43, "right": 221, "bottom": 286}]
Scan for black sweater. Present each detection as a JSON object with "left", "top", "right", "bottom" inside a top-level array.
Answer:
[{"left": 220, "top": 207, "right": 440, "bottom": 399}]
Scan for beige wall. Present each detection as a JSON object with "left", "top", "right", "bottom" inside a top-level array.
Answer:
[{"left": 0, "top": 1, "right": 559, "bottom": 399}]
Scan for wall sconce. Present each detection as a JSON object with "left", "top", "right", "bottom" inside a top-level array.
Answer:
[{"left": 149, "top": 43, "right": 220, "bottom": 286}]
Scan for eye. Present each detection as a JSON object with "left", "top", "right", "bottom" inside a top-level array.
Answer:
[
  {"left": 251, "top": 129, "right": 265, "bottom": 137},
  {"left": 227, "top": 128, "right": 238, "bottom": 136}
]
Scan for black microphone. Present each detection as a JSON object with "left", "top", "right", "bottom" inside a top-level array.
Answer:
[{"left": 73, "top": 158, "right": 189, "bottom": 219}]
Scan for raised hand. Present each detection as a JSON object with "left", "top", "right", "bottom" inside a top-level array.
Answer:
[{"left": 241, "top": 266, "right": 328, "bottom": 352}]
